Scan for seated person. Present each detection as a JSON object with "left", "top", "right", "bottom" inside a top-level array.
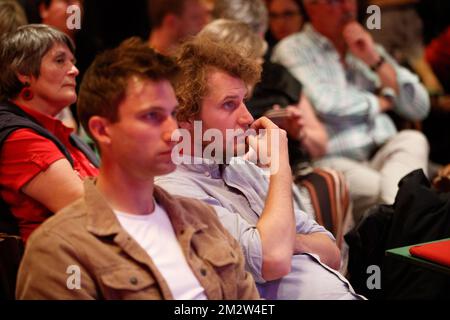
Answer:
[
  {"left": 16, "top": 38, "right": 259, "bottom": 300},
  {"left": 198, "top": 18, "right": 352, "bottom": 253},
  {"left": 0, "top": 24, "right": 99, "bottom": 241},
  {"left": 265, "top": 0, "right": 305, "bottom": 56},
  {"left": 367, "top": 0, "right": 444, "bottom": 95},
  {"left": 148, "top": 0, "right": 209, "bottom": 55},
  {"left": 155, "top": 36, "right": 364, "bottom": 299},
  {"left": 272, "top": 0, "right": 430, "bottom": 219}
]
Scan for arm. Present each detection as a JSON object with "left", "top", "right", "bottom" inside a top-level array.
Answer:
[
  {"left": 343, "top": 22, "right": 399, "bottom": 94},
  {"left": 249, "top": 117, "right": 296, "bottom": 281},
  {"left": 268, "top": 96, "right": 328, "bottom": 159},
  {"left": 343, "top": 22, "right": 430, "bottom": 120},
  {"left": 295, "top": 95, "right": 328, "bottom": 159},
  {"left": 272, "top": 41, "right": 383, "bottom": 123},
  {"left": 294, "top": 233, "right": 341, "bottom": 270},
  {"left": 22, "top": 158, "right": 84, "bottom": 213},
  {"left": 218, "top": 218, "right": 261, "bottom": 299}
]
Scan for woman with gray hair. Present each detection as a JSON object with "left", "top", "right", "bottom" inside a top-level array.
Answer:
[{"left": 0, "top": 24, "right": 99, "bottom": 241}]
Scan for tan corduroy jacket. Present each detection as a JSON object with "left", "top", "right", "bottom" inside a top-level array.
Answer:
[{"left": 16, "top": 179, "right": 259, "bottom": 300}]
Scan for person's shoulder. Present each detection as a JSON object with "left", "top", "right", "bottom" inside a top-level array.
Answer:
[
  {"left": 275, "top": 30, "right": 311, "bottom": 51},
  {"left": 26, "top": 197, "right": 88, "bottom": 245},
  {"left": 272, "top": 31, "right": 317, "bottom": 64},
  {"left": 155, "top": 186, "right": 220, "bottom": 224},
  {"left": 155, "top": 168, "right": 210, "bottom": 196}
]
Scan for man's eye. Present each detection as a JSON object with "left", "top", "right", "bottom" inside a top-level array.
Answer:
[
  {"left": 143, "top": 112, "right": 165, "bottom": 123},
  {"left": 223, "top": 101, "right": 237, "bottom": 110}
]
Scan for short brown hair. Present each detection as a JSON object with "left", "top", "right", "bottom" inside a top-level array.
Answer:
[
  {"left": 0, "top": 24, "right": 75, "bottom": 101},
  {"left": 0, "top": 0, "right": 27, "bottom": 35},
  {"left": 77, "top": 37, "right": 179, "bottom": 142},
  {"left": 175, "top": 36, "right": 261, "bottom": 122}
]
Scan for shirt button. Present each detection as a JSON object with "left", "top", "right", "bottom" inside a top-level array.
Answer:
[
  {"left": 204, "top": 171, "right": 210, "bottom": 177},
  {"left": 200, "top": 268, "right": 207, "bottom": 276},
  {"left": 130, "top": 276, "right": 138, "bottom": 285}
]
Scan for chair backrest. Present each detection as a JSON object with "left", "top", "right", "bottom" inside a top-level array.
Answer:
[{"left": 0, "top": 233, "right": 24, "bottom": 300}]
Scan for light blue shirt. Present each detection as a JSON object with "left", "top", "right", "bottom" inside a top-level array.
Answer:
[
  {"left": 272, "top": 24, "right": 430, "bottom": 161},
  {"left": 156, "top": 156, "right": 364, "bottom": 299}
]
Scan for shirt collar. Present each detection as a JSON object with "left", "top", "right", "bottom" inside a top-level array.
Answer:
[
  {"left": 175, "top": 154, "right": 222, "bottom": 179},
  {"left": 84, "top": 178, "right": 208, "bottom": 237},
  {"left": 14, "top": 103, "right": 73, "bottom": 137}
]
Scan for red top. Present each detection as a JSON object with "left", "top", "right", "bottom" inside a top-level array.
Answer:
[
  {"left": 0, "top": 104, "right": 99, "bottom": 241},
  {"left": 425, "top": 27, "right": 450, "bottom": 91}
]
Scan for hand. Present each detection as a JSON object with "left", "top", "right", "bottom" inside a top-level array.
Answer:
[
  {"left": 433, "top": 164, "right": 450, "bottom": 192},
  {"left": 342, "top": 21, "right": 380, "bottom": 66},
  {"left": 266, "top": 105, "right": 306, "bottom": 141},
  {"left": 378, "top": 95, "right": 394, "bottom": 112},
  {"left": 247, "top": 116, "right": 289, "bottom": 173}
]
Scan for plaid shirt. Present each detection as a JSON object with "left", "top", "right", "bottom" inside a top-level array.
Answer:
[{"left": 272, "top": 24, "right": 430, "bottom": 161}]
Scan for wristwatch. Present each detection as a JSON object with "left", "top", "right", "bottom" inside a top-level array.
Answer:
[{"left": 380, "top": 87, "right": 396, "bottom": 103}]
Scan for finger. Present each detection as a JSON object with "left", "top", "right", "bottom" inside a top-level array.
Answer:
[{"left": 251, "top": 116, "right": 278, "bottom": 131}]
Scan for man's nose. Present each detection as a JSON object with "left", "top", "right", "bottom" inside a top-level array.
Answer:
[{"left": 239, "top": 103, "right": 255, "bottom": 125}]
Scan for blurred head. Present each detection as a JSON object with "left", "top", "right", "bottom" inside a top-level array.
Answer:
[
  {"left": 198, "top": 19, "right": 267, "bottom": 62},
  {"left": 302, "top": 0, "right": 357, "bottom": 39},
  {"left": 0, "top": 24, "right": 77, "bottom": 113},
  {"left": 0, "top": 0, "right": 28, "bottom": 35},
  {"left": 78, "top": 38, "right": 180, "bottom": 176},
  {"left": 213, "top": 0, "right": 268, "bottom": 36},
  {"left": 150, "top": 0, "right": 209, "bottom": 41},
  {"left": 37, "top": 0, "right": 83, "bottom": 38},
  {"left": 268, "top": 0, "right": 304, "bottom": 41},
  {"left": 175, "top": 37, "right": 261, "bottom": 155}
]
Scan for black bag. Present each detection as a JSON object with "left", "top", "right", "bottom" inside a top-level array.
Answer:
[
  {"left": 345, "top": 169, "right": 450, "bottom": 299},
  {"left": 0, "top": 233, "right": 24, "bottom": 300}
]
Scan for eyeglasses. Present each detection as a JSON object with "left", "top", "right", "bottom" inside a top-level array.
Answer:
[{"left": 269, "top": 10, "right": 301, "bottom": 20}]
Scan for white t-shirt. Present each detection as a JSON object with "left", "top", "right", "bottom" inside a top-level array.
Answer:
[{"left": 114, "top": 200, "right": 207, "bottom": 300}]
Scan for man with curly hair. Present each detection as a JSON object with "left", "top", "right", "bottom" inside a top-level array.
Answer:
[{"left": 156, "top": 36, "right": 364, "bottom": 299}]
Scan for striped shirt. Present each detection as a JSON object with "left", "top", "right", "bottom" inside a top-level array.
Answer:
[{"left": 272, "top": 24, "right": 430, "bottom": 161}]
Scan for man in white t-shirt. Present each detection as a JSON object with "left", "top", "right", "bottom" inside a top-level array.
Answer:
[{"left": 16, "top": 38, "right": 259, "bottom": 300}]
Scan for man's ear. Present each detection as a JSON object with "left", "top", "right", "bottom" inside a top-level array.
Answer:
[{"left": 89, "top": 116, "right": 112, "bottom": 146}]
